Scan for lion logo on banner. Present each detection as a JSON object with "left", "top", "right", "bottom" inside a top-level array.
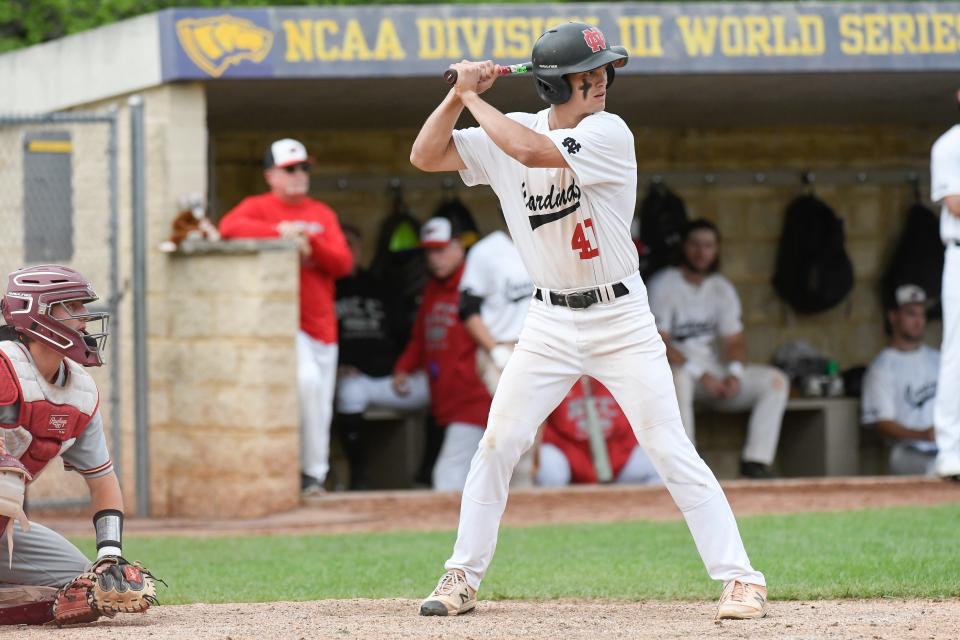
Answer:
[{"left": 176, "top": 15, "right": 273, "bottom": 78}]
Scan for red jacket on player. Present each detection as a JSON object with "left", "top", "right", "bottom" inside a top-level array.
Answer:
[
  {"left": 542, "top": 378, "right": 639, "bottom": 484},
  {"left": 219, "top": 192, "right": 353, "bottom": 344},
  {"left": 394, "top": 264, "right": 491, "bottom": 428}
]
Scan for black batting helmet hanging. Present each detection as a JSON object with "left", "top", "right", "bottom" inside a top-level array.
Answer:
[{"left": 531, "top": 22, "right": 628, "bottom": 105}]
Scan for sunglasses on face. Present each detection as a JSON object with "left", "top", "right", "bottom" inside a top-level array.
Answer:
[{"left": 282, "top": 162, "right": 311, "bottom": 174}]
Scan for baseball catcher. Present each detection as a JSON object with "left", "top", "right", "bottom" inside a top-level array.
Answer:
[{"left": 0, "top": 264, "right": 160, "bottom": 626}]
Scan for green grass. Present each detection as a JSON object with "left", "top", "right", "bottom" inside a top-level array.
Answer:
[{"left": 70, "top": 503, "right": 960, "bottom": 605}]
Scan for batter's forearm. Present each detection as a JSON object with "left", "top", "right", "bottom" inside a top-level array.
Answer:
[
  {"left": 459, "top": 91, "right": 561, "bottom": 167},
  {"left": 410, "top": 90, "right": 467, "bottom": 172}
]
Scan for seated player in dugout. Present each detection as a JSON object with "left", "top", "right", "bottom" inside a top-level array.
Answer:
[
  {"left": 0, "top": 265, "right": 159, "bottom": 626},
  {"left": 861, "top": 285, "right": 940, "bottom": 476},
  {"left": 392, "top": 216, "right": 493, "bottom": 492},
  {"left": 646, "top": 219, "right": 789, "bottom": 479},
  {"left": 537, "top": 377, "right": 660, "bottom": 486},
  {"left": 334, "top": 224, "right": 429, "bottom": 490}
]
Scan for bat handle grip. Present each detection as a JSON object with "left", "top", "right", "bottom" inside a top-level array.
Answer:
[{"left": 443, "top": 69, "right": 458, "bottom": 85}]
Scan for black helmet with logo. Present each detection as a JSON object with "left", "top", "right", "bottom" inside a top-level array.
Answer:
[{"left": 532, "top": 22, "right": 628, "bottom": 105}]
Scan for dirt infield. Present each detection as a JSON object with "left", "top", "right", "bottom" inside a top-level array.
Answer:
[
  {"left": 4, "top": 598, "right": 958, "bottom": 639},
  {"left": 14, "top": 477, "right": 960, "bottom": 639}
]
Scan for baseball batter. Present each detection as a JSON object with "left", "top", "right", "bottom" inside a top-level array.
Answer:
[
  {"left": 931, "top": 111, "right": 960, "bottom": 481},
  {"left": 0, "top": 265, "right": 157, "bottom": 626},
  {"left": 410, "top": 22, "right": 766, "bottom": 620}
]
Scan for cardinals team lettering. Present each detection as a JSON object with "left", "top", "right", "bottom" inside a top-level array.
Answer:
[{"left": 522, "top": 181, "right": 582, "bottom": 230}]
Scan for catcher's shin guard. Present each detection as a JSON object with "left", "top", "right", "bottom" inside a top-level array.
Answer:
[{"left": 0, "top": 600, "right": 56, "bottom": 625}]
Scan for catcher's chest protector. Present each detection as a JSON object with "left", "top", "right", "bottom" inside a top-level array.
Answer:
[{"left": 0, "top": 342, "right": 98, "bottom": 479}]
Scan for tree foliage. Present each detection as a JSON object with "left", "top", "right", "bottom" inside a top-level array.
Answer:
[{"left": 0, "top": 0, "right": 537, "bottom": 54}]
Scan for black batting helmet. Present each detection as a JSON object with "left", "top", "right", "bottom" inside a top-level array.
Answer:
[{"left": 532, "top": 22, "right": 628, "bottom": 105}]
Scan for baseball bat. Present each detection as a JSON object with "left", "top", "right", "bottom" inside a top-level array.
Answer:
[
  {"left": 443, "top": 63, "right": 531, "bottom": 86},
  {"left": 443, "top": 47, "right": 629, "bottom": 85},
  {"left": 580, "top": 377, "right": 614, "bottom": 483}
]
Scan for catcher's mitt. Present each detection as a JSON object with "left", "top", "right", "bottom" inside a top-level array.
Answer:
[{"left": 53, "top": 556, "right": 160, "bottom": 625}]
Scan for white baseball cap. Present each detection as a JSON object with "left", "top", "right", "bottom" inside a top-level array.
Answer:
[
  {"left": 265, "top": 138, "right": 309, "bottom": 168},
  {"left": 895, "top": 284, "right": 926, "bottom": 307},
  {"left": 420, "top": 217, "right": 453, "bottom": 248}
]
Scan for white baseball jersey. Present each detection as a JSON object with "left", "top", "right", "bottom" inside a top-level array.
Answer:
[
  {"left": 861, "top": 345, "right": 940, "bottom": 451},
  {"left": 646, "top": 267, "right": 743, "bottom": 369},
  {"left": 459, "top": 230, "right": 533, "bottom": 343},
  {"left": 931, "top": 125, "right": 960, "bottom": 243},
  {"left": 453, "top": 109, "right": 638, "bottom": 291}
]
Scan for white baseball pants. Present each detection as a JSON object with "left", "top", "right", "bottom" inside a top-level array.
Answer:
[
  {"left": 536, "top": 442, "right": 661, "bottom": 486},
  {"left": 445, "top": 272, "right": 765, "bottom": 590},
  {"left": 335, "top": 371, "right": 430, "bottom": 415},
  {"left": 476, "top": 343, "right": 536, "bottom": 488},
  {"left": 433, "top": 422, "right": 485, "bottom": 491},
  {"left": 935, "top": 243, "right": 960, "bottom": 477},
  {"left": 889, "top": 443, "right": 937, "bottom": 476},
  {"left": 673, "top": 363, "right": 789, "bottom": 466},
  {"left": 297, "top": 331, "right": 338, "bottom": 484}
]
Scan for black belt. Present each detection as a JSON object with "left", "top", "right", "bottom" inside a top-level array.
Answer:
[
  {"left": 534, "top": 282, "right": 629, "bottom": 309},
  {"left": 953, "top": 240, "right": 960, "bottom": 246}
]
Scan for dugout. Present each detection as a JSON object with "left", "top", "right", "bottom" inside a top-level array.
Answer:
[{"left": 1, "top": 2, "right": 958, "bottom": 516}]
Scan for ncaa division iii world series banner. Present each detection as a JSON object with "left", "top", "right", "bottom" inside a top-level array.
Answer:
[{"left": 158, "top": 2, "right": 960, "bottom": 80}]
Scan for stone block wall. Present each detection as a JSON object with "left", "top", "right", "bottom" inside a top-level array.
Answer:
[{"left": 150, "top": 240, "right": 301, "bottom": 518}]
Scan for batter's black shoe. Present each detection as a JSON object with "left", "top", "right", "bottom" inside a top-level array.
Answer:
[{"left": 740, "top": 461, "right": 776, "bottom": 479}]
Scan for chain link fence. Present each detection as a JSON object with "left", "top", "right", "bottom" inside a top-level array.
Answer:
[{"left": 0, "top": 110, "right": 121, "bottom": 509}]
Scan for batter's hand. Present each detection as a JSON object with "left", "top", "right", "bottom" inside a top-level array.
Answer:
[
  {"left": 449, "top": 60, "right": 497, "bottom": 96},
  {"left": 392, "top": 372, "right": 411, "bottom": 396}
]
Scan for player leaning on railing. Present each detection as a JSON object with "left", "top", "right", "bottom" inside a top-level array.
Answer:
[{"left": 0, "top": 264, "right": 160, "bottom": 626}]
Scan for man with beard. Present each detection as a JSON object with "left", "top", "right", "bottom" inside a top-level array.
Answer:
[
  {"left": 647, "top": 219, "right": 789, "bottom": 479},
  {"left": 861, "top": 285, "right": 940, "bottom": 475}
]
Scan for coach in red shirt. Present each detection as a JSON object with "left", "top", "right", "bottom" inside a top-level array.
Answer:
[
  {"left": 393, "top": 216, "right": 492, "bottom": 491},
  {"left": 219, "top": 138, "right": 353, "bottom": 496}
]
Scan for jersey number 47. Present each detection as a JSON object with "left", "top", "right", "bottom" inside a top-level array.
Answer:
[{"left": 572, "top": 219, "right": 600, "bottom": 260}]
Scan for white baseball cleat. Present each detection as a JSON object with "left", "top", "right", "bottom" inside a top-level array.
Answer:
[
  {"left": 715, "top": 580, "right": 768, "bottom": 620},
  {"left": 419, "top": 569, "right": 477, "bottom": 616}
]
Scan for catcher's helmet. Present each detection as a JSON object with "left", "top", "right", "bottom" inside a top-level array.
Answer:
[
  {"left": 1, "top": 265, "right": 109, "bottom": 366},
  {"left": 532, "top": 22, "right": 628, "bottom": 105}
]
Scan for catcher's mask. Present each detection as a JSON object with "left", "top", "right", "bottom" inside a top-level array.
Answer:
[
  {"left": 1, "top": 265, "right": 109, "bottom": 367},
  {"left": 532, "top": 22, "right": 628, "bottom": 105}
]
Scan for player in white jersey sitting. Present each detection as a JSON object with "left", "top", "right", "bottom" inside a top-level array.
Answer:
[
  {"left": 647, "top": 219, "right": 789, "bottom": 479},
  {"left": 861, "top": 285, "right": 940, "bottom": 475},
  {"left": 930, "top": 108, "right": 960, "bottom": 482},
  {"left": 458, "top": 223, "right": 536, "bottom": 486},
  {"left": 410, "top": 22, "right": 767, "bottom": 621},
  {"left": 0, "top": 265, "right": 157, "bottom": 626}
]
